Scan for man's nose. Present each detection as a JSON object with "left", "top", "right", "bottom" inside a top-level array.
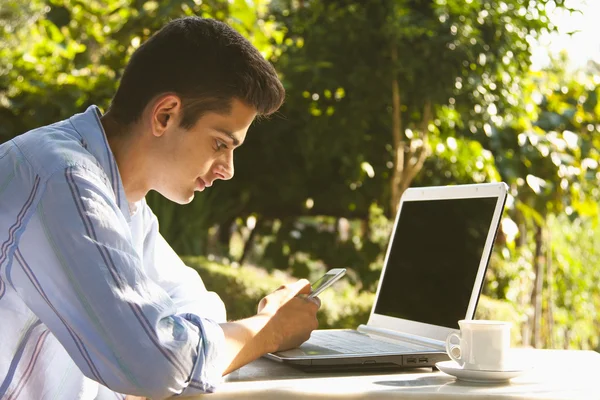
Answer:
[{"left": 215, "top": 154, "right": 234, "bottom": 180}]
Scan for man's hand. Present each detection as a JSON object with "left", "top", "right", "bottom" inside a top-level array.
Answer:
[
  {"left": 219, "top": 279, "right": 320, "bottom": 375},
  {"left": 257, "top": 279, "right": 320, "bottom": 352}
]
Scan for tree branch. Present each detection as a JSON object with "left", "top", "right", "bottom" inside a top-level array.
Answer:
[
  {"left": 400, "top": 101, "right": 432, "bottom": 195},
  {"left": 390, "top": 43, "right": 404, "bottom": 215}
]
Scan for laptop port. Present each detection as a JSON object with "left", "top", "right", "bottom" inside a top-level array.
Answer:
[
  {"left": 406, "top": 357, "right": 417, "bottom": 364},
  {"left": 418, "top": 358, "right": 428, "bottom": 363}
]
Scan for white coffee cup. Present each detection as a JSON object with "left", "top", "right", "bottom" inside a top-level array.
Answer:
[{"left": 445, "top": 319, "right": 512, "bottom": 371}]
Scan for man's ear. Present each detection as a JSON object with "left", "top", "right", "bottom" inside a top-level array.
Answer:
[{"left": 151, "top": 94, "right": 182, "bottom": 137}]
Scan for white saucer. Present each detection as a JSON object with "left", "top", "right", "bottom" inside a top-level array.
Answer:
[{"left": 436, "top": 361, "right": 530, "bottom": 383}]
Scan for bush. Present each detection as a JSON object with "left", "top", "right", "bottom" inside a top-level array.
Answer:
[{"left": 183, "top": 256, "right": 373, "bottom": 329}]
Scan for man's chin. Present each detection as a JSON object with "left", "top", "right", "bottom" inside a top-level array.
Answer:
[
  {"left": 179, "top": 195, "right": 194, "bottom": 205},
  {"left": 161, "top": 190, "right": 195, "bottom": 205}
]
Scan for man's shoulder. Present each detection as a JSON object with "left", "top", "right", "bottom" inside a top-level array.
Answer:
[{"left": 10, "top": 118, "right": 100, "bottom": 180}]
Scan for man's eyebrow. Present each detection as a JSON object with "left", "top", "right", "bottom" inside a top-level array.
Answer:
[{"left": 214, "top": 128, "right": 241, "bottom": 146}]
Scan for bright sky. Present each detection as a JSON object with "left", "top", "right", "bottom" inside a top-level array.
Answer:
[{"left": 531, "top": 0, "right": 600, "bottom": 70}]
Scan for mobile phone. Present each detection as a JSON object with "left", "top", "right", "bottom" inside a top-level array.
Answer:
[{"left": 307, "top": 268, "right": 346, "bottom": 298}]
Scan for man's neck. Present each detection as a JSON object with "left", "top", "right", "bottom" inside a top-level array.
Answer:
[{"left": 101, "top": 114, "right": 150, "bottom": 204}]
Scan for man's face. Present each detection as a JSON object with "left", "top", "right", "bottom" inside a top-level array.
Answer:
[{"left": 152, "top": 97, "right": 257, "bottom": 204}]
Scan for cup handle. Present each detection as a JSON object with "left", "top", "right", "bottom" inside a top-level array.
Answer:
[{"left": 445, "top": 332, "right": 463, "bottom": 365}]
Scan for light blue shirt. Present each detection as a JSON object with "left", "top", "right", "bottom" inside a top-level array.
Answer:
[{"left": 0, "top": 106, "right": 228, "bottom": 399}]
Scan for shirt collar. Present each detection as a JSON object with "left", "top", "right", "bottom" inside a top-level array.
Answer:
[{"left": 69, "top": 105, "right": 132, "bottom": 220}]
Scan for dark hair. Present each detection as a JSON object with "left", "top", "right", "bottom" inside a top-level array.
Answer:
[{"left": 108, "top": 17, "right": 285, "bottom": 129}]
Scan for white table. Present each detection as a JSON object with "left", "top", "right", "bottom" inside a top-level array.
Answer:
[{"left": 192, "top": 349, "right": 600, "bottom": 399}]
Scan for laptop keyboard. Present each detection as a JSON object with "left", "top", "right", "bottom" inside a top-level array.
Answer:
[{"left": 303, "top": 330, "right": 432, "bottom": 355}]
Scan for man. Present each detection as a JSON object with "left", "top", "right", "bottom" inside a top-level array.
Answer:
[{"left": 0, "top": 17, "right": 320, "bottom": 399}]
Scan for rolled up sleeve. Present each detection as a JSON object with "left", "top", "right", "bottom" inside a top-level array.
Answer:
[{"left": 178, "top": 313, "right": 226, "bottom": 394}]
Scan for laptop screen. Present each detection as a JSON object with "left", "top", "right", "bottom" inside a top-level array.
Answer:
[{"left": 373, "top": 196, "right": 499, "bottom": 329}]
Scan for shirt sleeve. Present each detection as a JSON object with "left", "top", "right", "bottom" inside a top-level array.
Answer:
[
  {"left": 13, "top": 165, "right": 227, "bottom": 398},
  {"left": 140, "top": 202, "right": 227, "bottom": 323}
]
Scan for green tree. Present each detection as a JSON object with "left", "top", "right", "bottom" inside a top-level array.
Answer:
[
  {"left": 214, "top": 0, "right": 568, "bottom": 282},
  {"left": 478, "top": 54, "right": 600, "bottom": 348}
]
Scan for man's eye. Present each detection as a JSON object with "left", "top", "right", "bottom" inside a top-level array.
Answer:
[{"left": 215, "top": 140, "right": 228, "bottom": 151}]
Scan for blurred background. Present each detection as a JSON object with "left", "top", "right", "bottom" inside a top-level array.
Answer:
[{"left": 1, "top": 0, "right": 598, "bottom": 351}]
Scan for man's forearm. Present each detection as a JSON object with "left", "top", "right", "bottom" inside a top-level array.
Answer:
[{"left": 219, "top": 314, "right": 276, "bottom": 376}]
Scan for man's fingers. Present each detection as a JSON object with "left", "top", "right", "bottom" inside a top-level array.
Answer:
[
  {"left": 278, "top": 279, "right": 311, "bottom": 301},
  {"left": 292, "top": 279, "right": 312, "bottom": 295},
  {"left": 278, "top": 279, "right": 310, "bottom": 294},
  {"left": 273, "top": 279, "right": 310, "bottom": 295},
  {"left": 307, "top": 295, "right": 321, "bottom": 309}
]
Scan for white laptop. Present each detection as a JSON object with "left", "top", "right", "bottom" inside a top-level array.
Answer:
[{"left": 265, "top": 182, "right": 508, "bottom": 371}]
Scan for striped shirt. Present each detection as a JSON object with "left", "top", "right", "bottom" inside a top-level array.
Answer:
[{"left": 0, "top": 106, "right": 228, "bottom": 399}]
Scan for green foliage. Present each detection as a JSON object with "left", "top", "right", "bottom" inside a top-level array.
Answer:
[
  {"left": 548, "top": 213, "right": 600, "bottom": 350},
  {"left": 247, "top": 209, "right": 389, "bottom": 292},
  {"left": 237, "top": 0, "right": 563, "bottom": 219},
  {"left": 482, "top": 212, "right": 600, "bottom": 350},
  {"left": 214, "top": 0, "right": 567, "bottom": 288},
  {"left": 476, "top": 58, "right": 600, "bottom": 349},
  {"left": 183, "top": 256, "right": 372, "bottom": 328},
  {"left": 417, "top": 134, "right": 501, "bottom": 185},
  {"left": 476, "top": 55, "right": 600, "bottom": 222}
]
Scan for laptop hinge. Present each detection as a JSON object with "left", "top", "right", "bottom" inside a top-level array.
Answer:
[{"left": 357, "top": 324, "right": 446, "bottom": 350}]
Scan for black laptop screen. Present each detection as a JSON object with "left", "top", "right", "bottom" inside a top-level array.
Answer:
[{"left": 373, "top": 196, "right": 499, "bottom": 329}]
